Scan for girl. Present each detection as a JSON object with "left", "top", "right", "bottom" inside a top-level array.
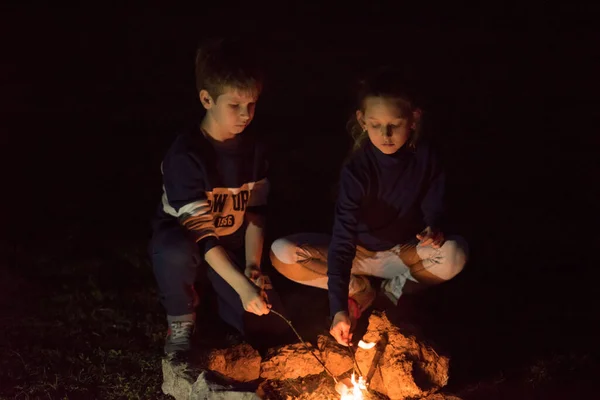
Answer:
[{"left": 270, "top": 68, "right": 468, "bottom": 346}]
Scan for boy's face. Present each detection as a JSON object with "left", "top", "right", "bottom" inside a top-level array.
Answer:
[
  {"left": 200, "top": 86, "right": 259, "bottom": 138},
  {"left": 356, "top": 96, "right": 418, "bottom": 155}
]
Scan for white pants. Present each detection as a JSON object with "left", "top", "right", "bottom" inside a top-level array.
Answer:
[{"left": 270, "top": 233, "right": 468, "bottom": 292}]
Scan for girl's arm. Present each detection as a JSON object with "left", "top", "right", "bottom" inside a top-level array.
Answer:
[
  {"left": 327, "top": 166, "right": 365, "bottom": 318},
  {"left": 420, "top": 148, "right": 446, "bottom": 232},
  {"left": 244, "top": 211, "right": 265, "bottom": 276},
  {"left": 244, "top": 173, "right": 270, "bottom": 278}
]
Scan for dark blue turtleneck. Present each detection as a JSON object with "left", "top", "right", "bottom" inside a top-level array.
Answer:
[{"left": 327, "top": 140, "right": 445, "bottom": 316}]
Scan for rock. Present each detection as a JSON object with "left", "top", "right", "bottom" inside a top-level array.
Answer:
[
  {"left": 191, "top": 371, "right": 260, "bottom": 400},
  {"left": 354, "top": 311, "right": 450, "bottom": 400},
  {"left": 260, "top": 343, "right": 325, "bottom": 380},
  {"left": 365, "top": 354, "right": 422, "bottom": 400},
  {"left": 161, "top": 360, "right": 259, "bottom": 400},
  {"left": 162, "top": 358, "right": 196, "bottom": 400},
  {"left": 207, "top": 343, "right": 261, "bottom": 382},
  {"left": 317, "top": 335, "right": 354, "bottom": 376}
]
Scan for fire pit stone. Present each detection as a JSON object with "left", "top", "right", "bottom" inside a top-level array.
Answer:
[
  {"left": 354, "top": 311, "right": 451, "bottom": 399},
  {"left": 317, "top": 334, "right": 354, "bottom": 376},
  {"left": 260, "top": 342, "right": 325, "bottom": 380},
  {"left": 162, "top": 361, "right": 260, "bottom": 400},
  {"left": 207, "top": 343, "right": 261, "bottom": 382}
]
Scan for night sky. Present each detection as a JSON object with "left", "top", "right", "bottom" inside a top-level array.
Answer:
[{"left": 2, "top": 3, "right": 598, "bottom": 397}]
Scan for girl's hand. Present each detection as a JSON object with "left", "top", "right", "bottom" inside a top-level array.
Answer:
[
  {"left": 330, "top": 311, "right": 353, "bottom": 346},
  {"left": 417, "top": 226, "right": 445, "bottom": 249},
  {"left": 244, "top": 264, "right": 263, "bottom": 283}
]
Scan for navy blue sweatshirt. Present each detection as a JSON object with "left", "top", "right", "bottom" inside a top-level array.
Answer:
[
  {"left": 327, "top": 140, "right": 445, "bottom": 316},
  {"left": 157, "top": 127, "right": 269, "bottom": 255}
]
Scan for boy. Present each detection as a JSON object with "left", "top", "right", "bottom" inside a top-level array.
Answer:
[{"left": 150, "top": 38, "right": 272, "bottom": 357}]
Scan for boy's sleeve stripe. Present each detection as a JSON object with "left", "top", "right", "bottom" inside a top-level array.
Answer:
[
  {"left": 183, "top": 215, "right": 215, "bottom": 235},
  {"left": 183, "top": 215, "right": 212, "bottom": 229},
  {"left": 180, "top": 212, "right": 217, "bottom": 243},
  {"left": 248, "top": 178, "right": 269, "bottom": 207},
  {"left": 161, "top": 192, "right": 210, "bottom": 217},
  {"left": 162, "top": 192, "right": 217, "bottom": 241},
  {"left": 186, "top": 225, "right": 218, "bottom": 243},
  {"left": 178, "top": 200, "right": 212, "bottom": 219}
]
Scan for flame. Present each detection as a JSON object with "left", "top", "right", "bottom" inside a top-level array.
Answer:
[
  {"left": 357, "top": 340, "right": 376, "bottom": 350},
  {"left": 339, "top": 373, "right": 367, "bottom": 400}
]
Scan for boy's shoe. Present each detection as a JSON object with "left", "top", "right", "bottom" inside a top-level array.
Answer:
[
  {"left": 165, "top": 320, "right": 195, "bottom": 356},
  {"left": 381, "top": 274, "right": 408, "bottom": 306},
  {"left": 347, "top": 275, "right": 376, "bottom": 321}
]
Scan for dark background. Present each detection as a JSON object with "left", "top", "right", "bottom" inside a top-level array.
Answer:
[{"left": 2, "top": 2, "right": 598, "bottom": 398}]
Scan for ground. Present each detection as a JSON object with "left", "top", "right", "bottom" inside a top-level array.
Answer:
[{"left": 1, "top": 154, "right": 597, "bottom": 398}]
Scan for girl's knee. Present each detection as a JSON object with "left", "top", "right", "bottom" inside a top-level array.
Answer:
[
  {"left": 440, "top": 237, "right": 469, "bottom": 279},
  {"left": 270, "top": 237, "right": 299, "bottom": 265}
]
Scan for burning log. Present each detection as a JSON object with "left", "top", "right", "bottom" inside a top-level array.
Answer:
[{"left": 365, "top": 331, "right": 388, "bottom": 386}]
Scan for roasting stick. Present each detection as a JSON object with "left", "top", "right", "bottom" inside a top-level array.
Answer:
[
  {"left": 347, "top": 342, "right": 364, "bottom": 377},
  {"left": 270, "top": 310, "right": 339, "bottom": 384}
]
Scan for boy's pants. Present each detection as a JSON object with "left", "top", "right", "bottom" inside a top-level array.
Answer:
[
  {"left": 270, "top": 233, "right": 468, "bottom": 292},
  {"left": 150, "top": 217, "right": 247, "bottom": 333}
]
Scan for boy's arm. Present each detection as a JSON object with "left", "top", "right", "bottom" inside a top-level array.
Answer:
[
  {"left": 163, "top": 151, "right": 268, "bottom": 315},
  {"left": 204, "top": 245, "right": 269, "bottom": 315}
]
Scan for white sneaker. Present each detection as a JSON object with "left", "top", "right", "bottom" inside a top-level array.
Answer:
[{"left": 381, "top": 274, "right": 409, "bottom": 306}]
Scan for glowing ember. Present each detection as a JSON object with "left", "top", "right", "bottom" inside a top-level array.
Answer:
[
  {"left": 339, "top": 373, "right": 367, "bottom": 400},
  {"left": 357, "top": 340, "right": 376, "bottom": 350}
]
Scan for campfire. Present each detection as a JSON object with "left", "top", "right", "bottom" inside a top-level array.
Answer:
[
  {"left": 162, "top": 311, "right": 451, "bottom": 400},
  {"left": 333, "top": 339, "right": 384, "bottom": 400},
  {"left": 338, "top": 373, "right": 367, "bottom": 399},
  {"left": 265, "top": 311, "right": 383, "bottom": 399}
]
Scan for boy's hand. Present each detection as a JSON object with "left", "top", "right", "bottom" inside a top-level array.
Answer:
[
  {"left": 239, "top": 286, "right": 271, "bottom": 316},
  {"left": 330, "top": 311, "right": 353, "bottom": 346},
  {"left": 242, "top": 265, "right": 271, "bottom": 315},
  {"left": 417, "top": 226, "right": 445, "bottom": 249},
  {"left": 204, "top": 246, "right": 270, "bottom": 315}
]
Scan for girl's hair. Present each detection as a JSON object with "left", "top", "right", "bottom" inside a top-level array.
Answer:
[
  {"left": 347, "top": 67, "right": 422, "bottom": 152},
  {"left": 195, "top": 37, "right": 264, "bottom": 99}
]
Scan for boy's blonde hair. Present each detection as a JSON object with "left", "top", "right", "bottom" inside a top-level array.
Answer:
[
  {"left": 348, "top": 67, "right": 422, "bottom": 152},
  {"left": 195, "top": 37, "right": 263, "bottom": 99}
]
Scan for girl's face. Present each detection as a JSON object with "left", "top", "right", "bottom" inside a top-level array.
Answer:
[{"left": 357, "top": 96, "right": 417, "bottom": 155}]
